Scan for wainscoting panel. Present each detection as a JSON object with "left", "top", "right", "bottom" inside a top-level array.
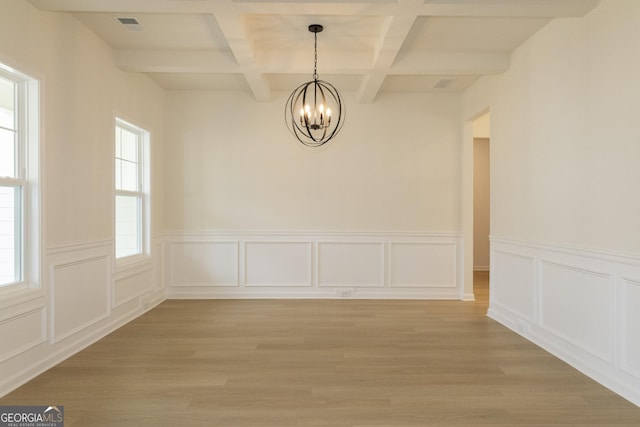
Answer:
[
  {"left": 389, "top": 242, "right": 456, "bottom": 288},
  {"left": 170, "top": 241, "right": 238, "bottom": 287},
  {"left": 245, "top": 241, "right": 312, "bottom": 287},
  {"left": 621, "top": 277, "right": 640, "bottom": 379},
  {"left": 491, "top": 250, "right": 535, "bottom": 322},
  {"left": 540, "top": 261, "right": 612, "bottom": 362},
  {"left": 165, "top": 232, "right": 462, "bottom": 299},
  {"left": 489, "top": 238, "right": 640, "bottom": 407},
  {"left": 0, "top": 306, "right": 46, "bottom": 364},
  {"left": 153, "top": 238, "right": 166, "bottom": 291},
  {"left": 50, "top": 253, "right": 110, "bottom": 344},
  {"left": 318, "top": 242, "right": 384, "bottom": 287},
  {"left": 1, "top": 239, "right": 165, "bottom": 398},
  {"left": 114, "top": 265, "right": 153, "bottom": 307}
]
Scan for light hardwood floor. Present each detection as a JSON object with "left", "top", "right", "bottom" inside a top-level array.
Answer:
[{"left": 2, "top": 272, "right": 640, "bottom": 426}]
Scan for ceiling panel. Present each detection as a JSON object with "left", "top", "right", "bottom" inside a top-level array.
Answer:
[
  {"left": 267, "top": 73, "right": 364, "bottom": 92},
  {"left": 73, "top": 13, "right": 230, "bottom": 50},
  {"left": 400, "top": 16, "right": 551, "bottom": 53},
  {"left": 244, "top": 14, "right": 385, "bottom": 53},
  {"left": 380, "top": 75, "right": 480, "bottom": 93}
]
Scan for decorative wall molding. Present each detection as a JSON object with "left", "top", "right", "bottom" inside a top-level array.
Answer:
[
  {"left": 539, "top": 260, "right": 613, "bottom": 363},
  {"left": 48, "top": 246, "right": 112, "bottom": 344},
  {"left": 0, "top": 294, "right": 161, "bottom": 399},
  {"left": 245, "top": 241, "right": 312, "bottom": 287},
  {"left": 162, "top": 230, "right": 461, "bottom": 238},
  {"left": 153, "top": 238, "right": 166, "bottom": 292},
  {"left": 318, "top": 242, "right": 384, "bottom": 288},
  {"left": 45, "top": 239, "right": 113, "bottom": 256},
  {"left": 49, "top": 256, "right": 110, "bottom": 344},
  {"left": 389, "top": 242, "right": 456, "bottom": 288},
  {"left": 621, "top": 277, "right": 640, "bottom": 380},
  {"left": 169, "top": 241, "right": 239, "bottom": 287},
  {"left": 0, "top": 239, "right": 165, "bottom": 398},
  {"left": 491, "top": 249, "right": 535, "bottom": 322},
  {"left": 165, "top": 231, "right": 463, "bottom": 299},
  {"left": 0, "top": 306, "right": 46, "bottom": 364},
  {"left": 113, "top": 264, "right": 153, "bottom": 308},
  {"left": 489, "top": 237, "right": 640, "bottom": 407}
]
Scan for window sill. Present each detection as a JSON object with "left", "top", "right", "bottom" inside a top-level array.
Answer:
[
  {"left": 0, "top": 284, "right": 45, "bottom": 310},
  {"left": 115, "top": 253, "right": 152, "bottom": 274}
]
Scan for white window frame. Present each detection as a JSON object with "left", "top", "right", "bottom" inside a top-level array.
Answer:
[
  {"left": 114, "top": 117, "right": 150, "bottom": 265},
  {"left": 0, "top": 62, "right": 40, "bottom": 295}
]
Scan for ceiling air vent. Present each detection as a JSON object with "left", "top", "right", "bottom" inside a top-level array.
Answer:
[
  {"left": 116, "top": 17, "right": 144, "bottom": 31},
  {"left": 433, "top": 78, "right": 455, "bottom": 89}
]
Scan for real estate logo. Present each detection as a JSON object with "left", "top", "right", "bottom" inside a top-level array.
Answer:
[{"left": 0, "top": 406, "right": 64, "bottom": 427}]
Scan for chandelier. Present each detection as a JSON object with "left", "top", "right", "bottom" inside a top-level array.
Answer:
[{"left": 285, "top": 24, "right": 345, "bottom": 147}]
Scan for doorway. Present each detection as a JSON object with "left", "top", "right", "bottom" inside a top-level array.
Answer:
[{"left": 472, "top": 112, "right": 490, "bottom": 303}]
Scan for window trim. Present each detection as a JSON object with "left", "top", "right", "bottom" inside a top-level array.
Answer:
[
  {"left": 0, "top": 62, "right": 40, "bottom": 297},
  {"left": 114, "top": 116, "right": 150, "bottom": 267}
]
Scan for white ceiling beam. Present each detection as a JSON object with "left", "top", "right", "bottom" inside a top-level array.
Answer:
[
  {"left": 26, "top": 0, "right": 211, "bottom": 13},
  {"left": 358, "top": 0, "right": 421, "bottom": 103},
  {"left": 28, "top": 0, "right": 598, "bottom": 18},
  {"left": 232, "top": 2, "right": 395, "bottom": 16},
  {"left": 419, "top": 0, "right": 599, "bottom": 18},
  {"left": 231, "top": 0, "right": 597, "bottom": 18},
  {"left": 208, "top": 1, "right": 272, "bottom": 102},
  {"left": 113, "top": 48, "right": 509, "bottom": 76}
]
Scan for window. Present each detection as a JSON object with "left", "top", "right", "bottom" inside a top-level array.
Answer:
[
  {"left": 0, "top": 64, "right": 39, "bottom": 289},
  {"left": 115, "top": 118, "right": 149, "bottom": 260}
]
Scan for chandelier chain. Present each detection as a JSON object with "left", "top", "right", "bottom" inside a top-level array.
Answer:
[{"left": 313, "top": 31, "right": 318, "bottom": 80}]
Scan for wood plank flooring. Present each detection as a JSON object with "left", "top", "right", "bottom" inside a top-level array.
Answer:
[{"left": 2, "top": 272, "right": 640, "bottom": 426}]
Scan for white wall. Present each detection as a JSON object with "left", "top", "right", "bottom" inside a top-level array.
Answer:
[
  {"left": 0, "top": 0, "right": 166, "bottom": 397},
  {"left": 164, "top": 91, "right": 461, "bottom": 232},
  {"left": 162, "top": 91, "right": 466, "bottom": 298},
  {"left": 473, "top": 112, "right": 490, "bottom": 139},
  {"left": 463, "top": 0, "right": 640, "bottom": 406},
  {"left": 469, "top": 3, "right": 640, "bottom": 253}
]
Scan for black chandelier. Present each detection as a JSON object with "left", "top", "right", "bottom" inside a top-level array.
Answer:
[{"left": 285, "top": 24, "right": 345, "bottom": 147}]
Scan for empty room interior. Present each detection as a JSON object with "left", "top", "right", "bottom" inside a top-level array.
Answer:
[{"left": 1, "top": 0, "right": 640, "bottom": 425}]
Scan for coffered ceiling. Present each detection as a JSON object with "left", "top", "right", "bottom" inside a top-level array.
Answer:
[{"left": 27, "top": 0, "right": 598, "bottom": 102}]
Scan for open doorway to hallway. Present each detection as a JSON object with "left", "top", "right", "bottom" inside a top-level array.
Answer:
[{"left": 473, "top": 112, "right": 490, "bottom": 304}]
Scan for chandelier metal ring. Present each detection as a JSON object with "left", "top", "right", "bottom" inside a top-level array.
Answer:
[{"left": 285, "top": 24, "right": 345, "bottom": 147}]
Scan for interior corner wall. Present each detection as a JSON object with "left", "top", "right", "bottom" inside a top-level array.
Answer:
[
  {"left": 462, "top": 0, "right": 640, "bottom": 407},
  {"left": 0, "top": 0, "right": 166, "bottom": 397},
  {"left": 162, "top": 90, "right": 465, "bottom": 298}
]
